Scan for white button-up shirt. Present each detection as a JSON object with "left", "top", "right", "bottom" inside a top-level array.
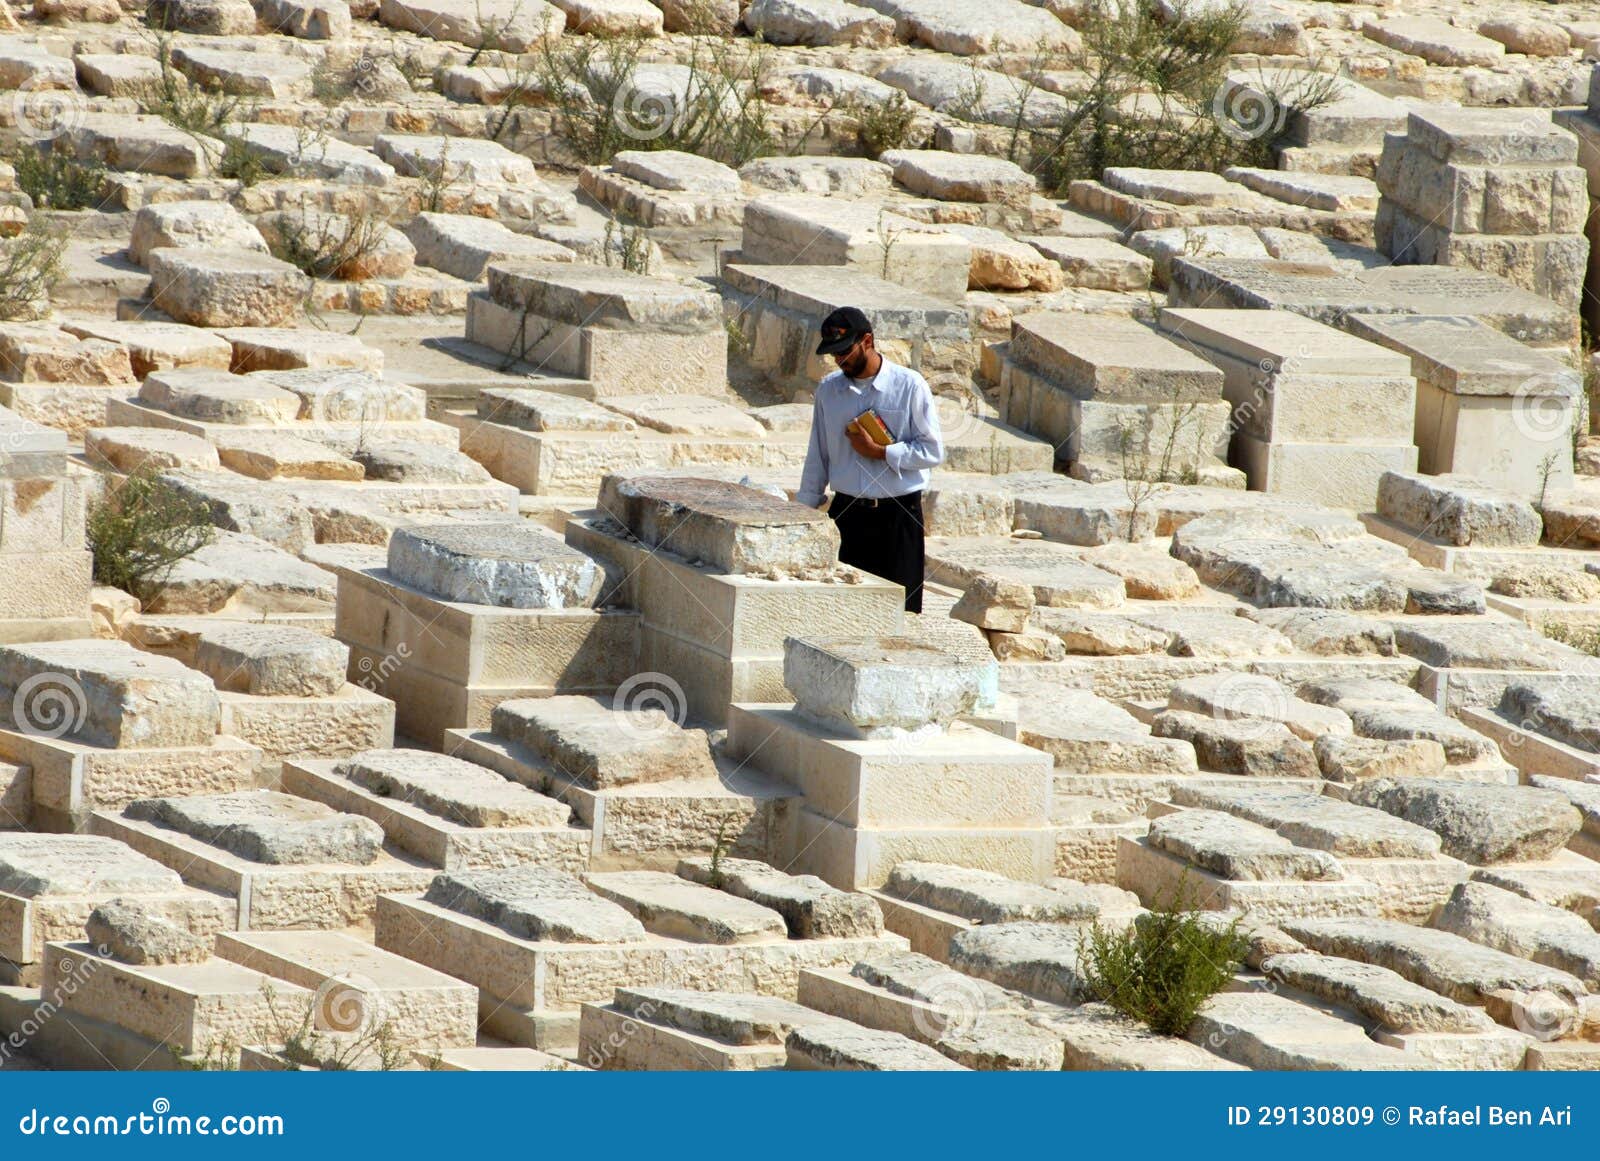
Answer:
[{"left": 795, "top": 358, "right": 946, "bottom": 507}]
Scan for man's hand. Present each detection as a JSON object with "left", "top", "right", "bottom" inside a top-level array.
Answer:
[{"left": 846, "top": 420, "right": 887, "bottom": 460}]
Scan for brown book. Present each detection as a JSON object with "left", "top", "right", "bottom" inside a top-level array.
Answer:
[{"left": 852, "top": 408, "right": 894, "bottom": 447}]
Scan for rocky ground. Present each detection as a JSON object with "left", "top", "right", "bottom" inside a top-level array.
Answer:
[{"left": 0, "top": 0, "right": 1597, "bottom": 1072}]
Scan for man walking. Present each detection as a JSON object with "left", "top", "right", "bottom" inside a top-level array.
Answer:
[{"left": 795, "top": 307, "right": 945, "bottom": 614}]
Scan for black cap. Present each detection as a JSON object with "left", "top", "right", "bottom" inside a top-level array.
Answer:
[{"left": 815, "top": 306, "right": 873, "bottom": 356}]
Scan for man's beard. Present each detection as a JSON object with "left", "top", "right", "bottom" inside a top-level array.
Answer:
[{"left": 839, "top": 348, "right": 869, "bottom": 378}]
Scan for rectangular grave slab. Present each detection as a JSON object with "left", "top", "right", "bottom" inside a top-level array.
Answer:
[
  {"left": 489, "top": 695, "right": 716, "bottom": 789},
  {"left": 425, "top": 866, "right": 646, "bottom": 943},
  {"left": 337, "top": 749, "right": 569, "bottom": 830},
  {"left": 125, "top": 791, "right": 385, "bottom": 866},
  {"left": 0, "top": 640, "right": 218, "bottom": 749},
  {"left": 599, "top": 474, "right": 839, "bottom": 576},
  {"left": 676, "top": 857, "right": 882, "bottom": 939},
  {"left": 1149, "top": 809, "right": 1342, "bottom": 881},
  {"left": 782, "top": 636, "right": 983, "bottom": 735},
  {"left": 1010, "top": 312, "right": 1223, "bottom": 402},
  {"left": 387, "top": 523, "right": 606, "bottom": 610},
  {"left": 584, "top": 871, "right": 788, "bottom": 943}
]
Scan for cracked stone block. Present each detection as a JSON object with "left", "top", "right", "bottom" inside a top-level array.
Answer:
[
  {"left": 423, "top": 866, "right": 647, "bottom": 943},
  {"left": 192, "top": 624, "right": 348, "bottom": 698},
  {"left": 125, "top": 790, "right": 386, "bottom": 866},
  {"left": 387, "top": 523, "right": 605, "bottom": 609},
  {"left": 783, "top": 636, "right": 984, "bottom": 735},
  {"left": 1348, "top": 778, "right": 1581, "bottom": 865}
]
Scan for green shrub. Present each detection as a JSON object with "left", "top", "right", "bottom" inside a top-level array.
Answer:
[
  {"left": 86, "top": 464, "right": 214, "bottom": 603},
  {"left": 852, "top": 91, "right": 919, "bottom": 157},
  {"left": 0, "top": 225, "right": 66, "bottom": 320},
  {"left": 1077, "top": 879, "right": 1246, "bottom": 1036},
  {"left": 143, "top": 36, "right": 249, "bottom": 137},
  {"left": 8, "top": 146, "right": 106, "bottom": 211}
]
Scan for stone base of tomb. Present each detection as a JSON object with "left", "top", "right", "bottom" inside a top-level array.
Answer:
[
  {"left": 333, "top": 563, "right": 641, "bottom": 747},
  {"left": 217, "top": 685, "right": 395, "bottom": 781},
  {"left": 1117, "top": 836, "right": 1381, "bottom": 923}
]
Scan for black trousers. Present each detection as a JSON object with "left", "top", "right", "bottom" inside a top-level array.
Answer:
[{"left": 828, "top": 491, "right": 925, "bottom": 614}]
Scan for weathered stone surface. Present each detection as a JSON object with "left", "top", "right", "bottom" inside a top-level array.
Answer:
[
  {"left": 880, "top": 150, "right": 1036, "bottom": 206},
  {"left": 739, "top": 155, "right": 894, "bottom": 197},
  {"left": 85, "top": 897, "right": 212, "bottom": 966},
  {"left": 1348, "top": 779, "right": 1581, "bottom": 865},
  {"left": 1036, "top": 1001, "right": 1244, "bottom": 1070},
  {"left": 378, "top": 0, "right": 565, "bottom": 50},
  {"left": 1168, "top": 674, "right": 1352, "bottom": 742},
  {"left": 353, "top": 444, "right": 490, "bottom": 485},
  {"left": 1150, "top": 711, "right": 1319, "bottom": 779},
  {"left": 1501, "top": 683, "right": 1600, "bottom": 752},
  {"left": 338, "top": 749, "right": 568, "bottom": 829},
  {"left": 611, "top": 987, "right": 819, "bottom": 1046},
  {"left": 1389, "top": 621, "right": 1582, "bottom": 672},
  {"left": 1171, "top": 786, "right": 1441, "bottom": 859},
  {"left": 1437, "top": 881, "right": 1600, "bottom": 986},
  {"left": 387, "top": 524, "right": 605, "bottom": 609},
  {"left": 192, "top": 624, "right": 347, "bottom": 697},
  {"left": 486, "top": 262, "right": 719, "bottom": 329},
  {"left": 126, "top": 791, "right": 385, "bottom": 865},
  {"left": 1283, "top": 915, "right": 1587, "bottom": 1014},
  {"left": 1017, "top": 689, "right": 1197, "bottom": 777},
  {"left": 1148, "top": 810, "right": 1342, "bottom": 881},
  {"left": 677, "top": 856, "right": 882, "bottom": 939},
  {"left": 1031, "top": 611, "right": 1169, "bottom": 656},
  {"left": 1247, "top": 608, "right": 1396, "bottom": 657},
  {"left": 490, "top": 696, "right": 717, "bottom": 790},
  {"left": 478, "top": 388, "right": 635, "bottom": 433},
  {"left": 1261, "top": 951, "right": 1494, "bottom": 1035},
  {"left": 948, "top": 922, "right": 1084, "bottom": 1004},
  {"left": 784, "top": 636, "right": 983, "bottom": 734},
  {"left": 0, "top": 639, "right": 218, "bottom": 749},
  {"left": 585, "top": 870, "right": 788, "bottom": 944},
  {"left": 883, "top": 861, "right": 1105, "bottom": 924},
  {"left": 0, "top": 834, "right": 180, "bottom": 898},
  {"left": 787, "top": 1020, "right": 967, "bottom": 1070},
  {"left": 213, "top": 432, "right": 362, "bottom": 481},
  {"left": 1313, "top": 735, "right": 1448, "bottom": 784},
  {"left": 949, "top": 574, "right": 1034, "bottom": 633},
  {"left": 129, "top": 200, "right": 269, "bottom": 266},
  {"left": 1376, "top": 472, "right": 1542, "bottom": 547},
  {"left": 742, "top": 0, "right": 896, "bottom": 47},
  {"left": 0, "top": 324, "right": 135, "bottom": 386},
  {"left": 600, "top": 475, "right": 839, "bottom": 576},
  {"left": 928, "top": 539, "right": 1126, "bottom": 609},
  {"left": 141, "top": 369, "right": 301, "bottom": 425},
  {"left": 424, "top": 866, "right": 646, "bottom": 943},
  {"left": 404, "top": 213, "right": 574, "bottom": 282},
  {"left": 147, "top": 248, "right": 311, "bottom": 329}
]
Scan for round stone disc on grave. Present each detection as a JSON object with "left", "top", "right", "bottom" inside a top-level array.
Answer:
[{"left": 387, "top": 523, "right": 605, "bottom": 609}]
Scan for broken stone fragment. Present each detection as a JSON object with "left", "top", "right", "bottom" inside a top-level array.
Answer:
[
  {"left": 1347, "top": 778, "right": 1581, "bottom": 865},
  {"left": 387, "top": 523, "right": 605, "bottom": 609},
  {"left": 85, "top": 897, "right": 212, "bottom": 965}
]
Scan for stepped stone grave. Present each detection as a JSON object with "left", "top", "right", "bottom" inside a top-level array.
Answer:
[
  {"left": 720, "top": 263, "right": 974, "bottom": 398},
  {"left": 1158, "top": 308, "right": 1418, "bottom": 508},
  {"left": 282, "top": 749, "right": 584, "bottom": 873},
  {"left": 375, "top": 863, "right": 905, "bottom": 1050},
  {"left": 0, "top": 323, "right": 139, "bottom": 437},
  {"left": 1167, "top": 259, "right": 1579, "bottom": 355},
  {"left": 97, "top": 789, "right": 433, "bottom": 930},
  {"left": 190, "top": 624, "right": 393, "bottom": 773},
  {"left": 466, "top": 261, "right": 725, "bottom": 397},
  {"left": 740, "top": 195, "right": 971, "bottom": 301},
  {"left": 579, "top": 150, "right": 746, "bottom": 227},
  {"left": 1346, "top": 314, "right": 1579, "bottom": 497},
  {"left": 567, "top": 475, "right": 901, "bottom": 724},
  {"left": 726, "top": 638, "right": 1056, "bottom": 889},
  {"left": 990, "top": 311, "right": 1233, "bottom": 482},
  {"left": 0, "top": 833, "right": 230, "bottom": 984},
  {"left": 0, "top": 643, "right": 257, "bottom": 828},
  {"left": 146, "top": 248, "right": 312, "bottom": 329},
  {"left": 1375, "top": 108, "right": 1588, "bottom": 313},
  {"left": 332, "top": 521, "right": 634, "bottom": 745}
]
